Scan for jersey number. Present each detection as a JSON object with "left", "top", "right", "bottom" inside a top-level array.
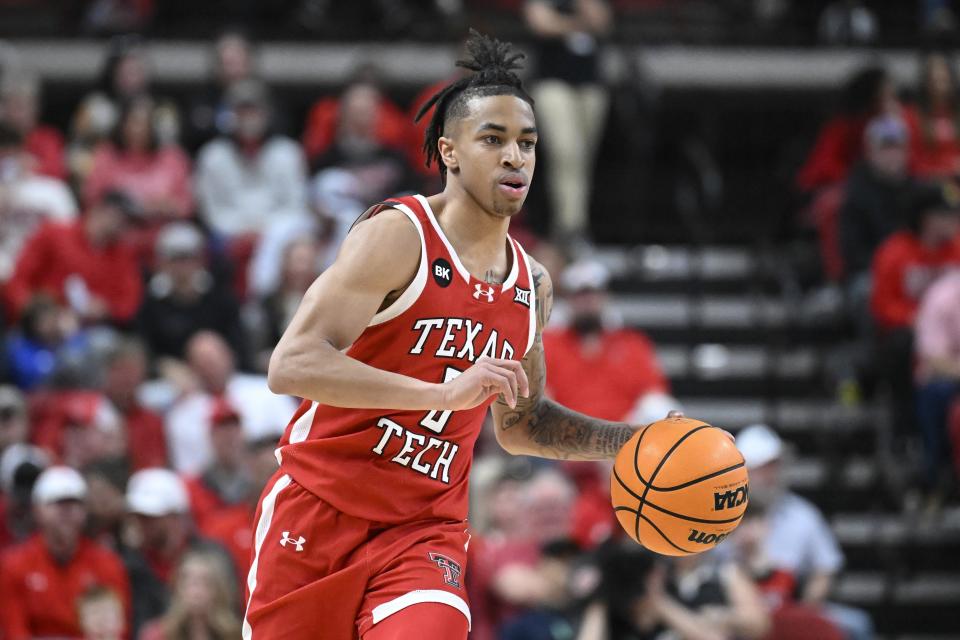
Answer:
[{"left": 420, "top": 367, "right": 462, "bottom": 434}]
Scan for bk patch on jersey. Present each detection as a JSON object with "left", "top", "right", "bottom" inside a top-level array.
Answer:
[{"left": 432, "top": 258, "right": 452, "bottom": 287}]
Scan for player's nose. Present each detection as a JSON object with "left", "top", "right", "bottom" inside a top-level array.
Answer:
[{"left": 501, "top": 142, "right": 524, "bottom": 169}]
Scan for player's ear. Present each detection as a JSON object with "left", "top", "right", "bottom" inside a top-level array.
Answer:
[{"left": 438, "top": 136, "right": 459, "bottom": 174}]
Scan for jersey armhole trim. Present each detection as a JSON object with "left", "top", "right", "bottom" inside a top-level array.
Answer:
[
  {"left": 368, "top": 204, "right": 428, "bottom": 327},
  {"left": 517, "top": 243, "right": 538, "bottom": 356}
]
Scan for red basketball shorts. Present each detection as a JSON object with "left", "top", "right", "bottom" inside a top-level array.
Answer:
[{"left": 241, "top": 472, "right": 471, "bottom": 640}]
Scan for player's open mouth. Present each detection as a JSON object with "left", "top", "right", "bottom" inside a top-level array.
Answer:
[{"left": 498, "top": 176, "right": 528, "bottom": 197}]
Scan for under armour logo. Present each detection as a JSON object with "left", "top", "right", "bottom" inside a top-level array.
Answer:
[
  {"left": 280, "top": 531, "right": 306, "bottom": 552},
  {"left": 473, "top": 284, "right": 495, "bottom": 302},
  {"left": 428, "top": 552, "right": 462, "bottom": 589}
]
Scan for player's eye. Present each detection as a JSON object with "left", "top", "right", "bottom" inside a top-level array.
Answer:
[
  {"left": 520, "top": 139, "right": 536, "bottom": 150},
  {"left": 483, "top": 135, "right": 501, "bottom": 145}
]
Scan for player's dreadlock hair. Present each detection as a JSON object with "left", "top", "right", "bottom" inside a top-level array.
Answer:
[{"left": 415, "top": 30, "right": 533, "bottom": 178}]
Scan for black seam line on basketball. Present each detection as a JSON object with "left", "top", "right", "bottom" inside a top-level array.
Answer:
[
  {"left": 636, "top": 425, "right": 713, "bottom": 524},
  {"left": 619, "top": 461, "right": 746, "bottom": 493},
  {"left": 638, "top": 510, "right": 696, "bottom": 555},
  {"left": 618, "top": 506, "right": 739, "bottom": 554},
  {"left": 631, "top": 423, "right": 652, "bottom": 544},
  {"left": 612, "top": 467, "right": 744, "bottom": 525}
]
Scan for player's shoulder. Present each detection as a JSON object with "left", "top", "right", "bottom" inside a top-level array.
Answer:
[
  {"left": 347, "top": 206, "right": 421, "bottom": 252},
  {"left": 334, "top": 206, "right": 421, "bottom": 288}
]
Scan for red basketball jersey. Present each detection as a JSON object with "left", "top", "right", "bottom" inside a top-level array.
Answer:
[{"left": 274, "top": 194, "right": 536, "bottom": 524}]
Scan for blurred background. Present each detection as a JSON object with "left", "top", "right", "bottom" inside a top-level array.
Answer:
[{"left": 1, "top": 1, "right": 959, "bottom": 639}]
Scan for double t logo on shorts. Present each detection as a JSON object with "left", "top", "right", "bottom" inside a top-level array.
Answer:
[{"left": 428, "top": 552, "right": 462, "bottom": 589}]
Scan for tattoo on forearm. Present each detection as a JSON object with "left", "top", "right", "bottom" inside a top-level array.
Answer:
[
  {"left": 500, "top": 398, "right": 635, "bottom": 460},
  {"left": 493, "top": 259, "right": 636, "bottom": 460}
]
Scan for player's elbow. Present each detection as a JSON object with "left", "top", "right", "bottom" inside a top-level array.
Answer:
[
  {"left": 267, "top": 349, "right": 296, "bottom": 396},
  {"left": 493, "top": 422, "right": 531, "bottom": 457}
]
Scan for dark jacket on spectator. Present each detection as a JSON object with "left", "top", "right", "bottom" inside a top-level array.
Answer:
[
  {"left": 121, "top": 535, "right": 233, "bottom": 637},
  {"left": 137, "top": 272, "right": 248, "bottom": 367},
  {"left": 839, "top": 161, "right": 912, "bottom": 277}
]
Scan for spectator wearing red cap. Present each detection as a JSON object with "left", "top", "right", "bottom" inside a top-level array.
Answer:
[
  {"left": 184, "top": 399, "right": 252, "bottom": 529},
  {"left": 101, "top": 337, "right": 167, "bottom": 470},
  {"left": 163, "top": 330, "right": 296, "bottom": 475},
  {"left": 200, "top": 429, "right": 279, "bottom": 586},
  {"left": 4, "top": 190, "right": 144, "bottom": 326},
  {"left": 0, "top": 466, "right": 130, "bottom": 640},
  {"left": 120, "top": 467, "right": 233, "bottom": 636}
]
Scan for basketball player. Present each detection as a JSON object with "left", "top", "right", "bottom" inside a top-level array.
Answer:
[{"left": 243, "top": 32, "right": 654, "bottom": 640}]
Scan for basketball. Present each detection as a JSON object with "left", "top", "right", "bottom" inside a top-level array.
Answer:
[{"left": 611, "top": 416, "right": 748, "bottom": 556}]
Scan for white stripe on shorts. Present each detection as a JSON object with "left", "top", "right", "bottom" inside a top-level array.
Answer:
[
  {"left": 371, "top": 589, "right": 471, "bottom": 630},
  {"left": 241, "top": 473, "right": 292, "bottom": 640}
]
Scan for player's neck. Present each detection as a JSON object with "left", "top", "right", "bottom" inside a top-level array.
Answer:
[{"left": 430, "top": 183, "right": 511, "bottom": 264}]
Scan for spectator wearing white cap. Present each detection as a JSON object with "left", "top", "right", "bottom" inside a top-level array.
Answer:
[
  {"left": 0, "top": 466, "right": 130, "bottom": 640},
  {"left": 137, "top": 222, "right": 247, "bottom": 366},
  {"left": 734, "top": 425, "right": 873, "bottom": 640},
  {"left": 120, "top": 467, "right": 233, "bottom": 636},
  {"left": 543, "top": 259, "right": 680, "bottom": 427}
]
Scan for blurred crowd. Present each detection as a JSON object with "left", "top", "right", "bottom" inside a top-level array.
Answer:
[{"left": 796, "top": 52, "right": 960, "bottom": 514}]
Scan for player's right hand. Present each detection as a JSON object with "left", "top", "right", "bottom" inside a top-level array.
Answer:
[{"left": 440, "top": 356, "right": 529, "bottom": 410}]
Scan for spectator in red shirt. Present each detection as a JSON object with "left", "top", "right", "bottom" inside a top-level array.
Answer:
[
  {"left": 905, "top": 52, "right": 960, "bottom": 179},
  {"left": 0, "top": 466, "right": 131, "bottom": 640},
  {"left": 5, "top": 190, "right": 144, "bottom": 326},
  {"left": 0, "top": 71, "right": 67, "bottom": 180},
  {"left": 870, "top": 184, "right": 960, "bottom": 332},
  {"left": 797, "top": 65, "right": 901, "bottom": 194},
  {"left": 301, "top": 69, "right": 412, "bottom": 166},
  {"left": 543, "top": 259, "right": 678, "bottom": 424},
  {"left": 871, "top": 183, "right": 960, "bottom": 440},
  {"left": 84, "top": 95, "right": 193, "bottom": 221},
  {"left": 101, "top": 337, "right": 167, "bottom": 470},
  {"left": 184, "top": 399, "right": 252, "bottom": 529},
  {"left": 200, "top": 430, "right": 279, "bottom": 588}
]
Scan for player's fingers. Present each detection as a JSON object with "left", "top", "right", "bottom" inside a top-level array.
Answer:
[
  {"left": 486, "top": 359, "right": 529, "bottom": 397},
  {"left": 483, "top": 370, "right": 516, "bottom": 408},
  {"left": 485, "top": 365, "right": 518, "bottom": 407},
  {"left": 666, "top": 409, "right": 684, "bottom": 419}
]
